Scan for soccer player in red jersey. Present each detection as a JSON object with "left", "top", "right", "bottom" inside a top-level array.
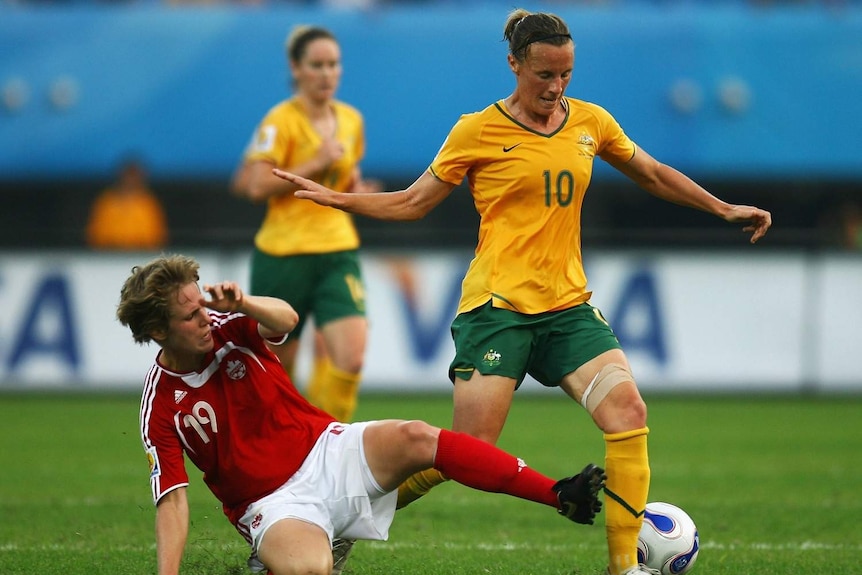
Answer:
[{"left": 118, "top": 254, "right": 606, "bottom": 575}]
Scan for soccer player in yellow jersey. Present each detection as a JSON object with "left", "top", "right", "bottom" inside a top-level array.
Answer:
[
  {"left": 235, "top": 25, "right": 381, "bottom": 430},
  {"left": 233, "top": 133, "right": 334, "bottom": 424},
  {"left": 274, "top": 9, "right": 771, "bottom": 575}
]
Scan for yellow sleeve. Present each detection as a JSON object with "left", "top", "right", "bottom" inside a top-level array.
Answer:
[
  {"left": 429, "top": 113, "right": 479, "bottom": 186},
  {"left": 595, "top": 105, "right": 636, "bottom": 163}
]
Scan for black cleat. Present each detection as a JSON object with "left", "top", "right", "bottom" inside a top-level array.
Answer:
[{"left": 552, "top": 463, "right": 607, "bottom": 525}]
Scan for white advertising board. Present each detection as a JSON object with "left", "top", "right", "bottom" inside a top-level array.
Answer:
[{"left": 0, "top": 250, "right": 858, "bottom": 393}]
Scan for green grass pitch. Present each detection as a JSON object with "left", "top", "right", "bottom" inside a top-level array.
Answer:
[{"left": 1, "top": 391, "right": 860, "bottom": 574}]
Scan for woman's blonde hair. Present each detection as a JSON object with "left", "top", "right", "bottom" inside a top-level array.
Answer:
[{"left": 117, "top": 254, "right": 200, "bottom": 344}]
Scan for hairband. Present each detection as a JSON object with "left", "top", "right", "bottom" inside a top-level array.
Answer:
[{"left": 512, "top": 33, "right": 572, "bottom": 56}]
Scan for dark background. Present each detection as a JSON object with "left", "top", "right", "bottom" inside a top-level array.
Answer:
[{"left": 0, "top": 177, "right": 854, "bottom": 250}]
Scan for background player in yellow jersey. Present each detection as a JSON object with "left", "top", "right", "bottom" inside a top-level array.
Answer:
[
  {"left": 232, "top": 134, "right": 334, "bottom": 421},
  {"left": 235, "top": 25, "right": 381, "bottom": 425},
  {"left": 274, "top": 8, "right": 771, "bottom": 575}
]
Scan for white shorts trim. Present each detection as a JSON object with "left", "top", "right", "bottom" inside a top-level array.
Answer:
[{"left": 237, "top": 421, "right": 397, "bottom": 568}]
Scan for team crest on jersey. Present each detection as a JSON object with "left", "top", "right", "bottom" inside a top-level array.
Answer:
[
  {"left": 252, "top": 513, "right": 263, "bottom": 529},
  {"left": 174, "top": 390, "right": 187, "bottom": 404},
  {"left": 577, "top": 132, "right": 597, "bottom": 159},
  {"left": 146, "top": 446, "right": 161, "bottom": 479},
  {"left": 226, "top": 359, "right": 247, "bottom": 380},
  {"left": 482, "top": 349, "right": 502, "bottom": 367}
]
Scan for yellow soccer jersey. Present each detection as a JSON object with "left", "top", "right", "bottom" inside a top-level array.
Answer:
[
  {"left": 246, "top": 98, "right": 364, "bottom": 256},
  {"left": 430, "top": 97, "right": 636, "bottom": 315}
]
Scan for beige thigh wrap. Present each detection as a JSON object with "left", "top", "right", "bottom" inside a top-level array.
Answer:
[{"left": 580, "top": 363, "right": 633, "bottom": 414}]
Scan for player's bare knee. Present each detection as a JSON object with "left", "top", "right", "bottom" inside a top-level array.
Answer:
[
  {"left": 331, "top": 351, "right": 364, "bottom": 375},
  {"left": 390, "top": 420, "right": 439, "bottom": 471},
  {"left": 596, "top": 385, "right": 647, "bottom": 432},
  {"left": 615, "top": 385, "right": 648, "bottom": 427},
  {"left": 396, "top": 420, "right": 439, "bottom": 454},
  {"left": 343, "top": 349, "right": 365, "bottom": 374}
]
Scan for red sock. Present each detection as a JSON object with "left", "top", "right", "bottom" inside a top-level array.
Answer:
[{"left": 433, "top": 429, "right": 559, "bottom": 508}]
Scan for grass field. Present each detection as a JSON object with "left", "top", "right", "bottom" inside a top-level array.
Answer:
[{"left": 1, "top": 391, "right": 860, "bottom": 574}]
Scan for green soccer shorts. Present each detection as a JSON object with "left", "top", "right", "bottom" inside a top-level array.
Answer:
[
  {"left": 449, "top": 300, "right": 621, "bottom": 388},
  {"left": 251, "top": 248, "right": 366, "bottom": 336}
]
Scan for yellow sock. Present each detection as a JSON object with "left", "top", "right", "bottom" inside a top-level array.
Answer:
[
  {"left": 304, "top": 356, "right": 331, "bottom": 409},
  {"left": 396, "top": 468, "right": 449, "bottom": 509},
  {"left": 321, "top": 365, "right": 362, "bottom": 422},
  {"left": 604, "top": 427, "right": 650, "bottom": 575}
]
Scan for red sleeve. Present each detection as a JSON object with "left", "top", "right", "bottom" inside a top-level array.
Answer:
[{"left": 140, "top": 369, "right": 189, "bottom": 505}]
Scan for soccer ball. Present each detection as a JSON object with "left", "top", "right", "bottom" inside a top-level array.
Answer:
[{"left": 637, "top": 502, "right": 700, "bottom": 575}]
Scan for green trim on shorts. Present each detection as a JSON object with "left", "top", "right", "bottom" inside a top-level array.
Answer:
[
  {"left": 251, "top": 248, "right": 365, "bottom": 336},
  {"left": 448, "top": 300, "right": 621, "bottom": 389}
]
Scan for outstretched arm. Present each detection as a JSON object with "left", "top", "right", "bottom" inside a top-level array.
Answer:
[
  {"left": 611, "top": 146, "right": 772, "bottom": 243},
  {"left": 201, "top": 281, "right": 299, "bottom": 338},
  {"left": 273, "top": 169, "right": 456, "bottom": 221},
  {"left": 156, "top": 488, "right": 189, "bottom": 575}
]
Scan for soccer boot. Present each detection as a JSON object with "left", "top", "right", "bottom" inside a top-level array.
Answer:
[
  {"left": 607, "top": 565, "right": 662, "bottom": 575},
  {"left": 552, "top": 463, "right": 606, "bottom": 525},
  {"left": 331, "top": 538, "right": 356, "bottom": 575}
]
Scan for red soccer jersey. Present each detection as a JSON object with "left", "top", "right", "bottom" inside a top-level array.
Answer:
[{"left": 139, "top": 311, "right": 335, "bottom": 523}]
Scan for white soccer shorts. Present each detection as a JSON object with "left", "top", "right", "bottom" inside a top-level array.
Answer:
[{"left": 238, "top": 420, "right": 398, "bottom": 571}]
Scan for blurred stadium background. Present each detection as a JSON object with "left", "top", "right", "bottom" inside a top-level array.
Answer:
[{"left": 1, "top": 0, "right": 861, "bottom": 393}]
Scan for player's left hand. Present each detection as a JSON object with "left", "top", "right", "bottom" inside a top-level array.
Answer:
[
  {"left": 202, "top": 281, "right": 244, "bottom": 313},
  {"left": 725, "top": 205, "right": 772, "bottom": 244},
  {"left": 272, "top": 169, "right": 341, "bottom": 207}
]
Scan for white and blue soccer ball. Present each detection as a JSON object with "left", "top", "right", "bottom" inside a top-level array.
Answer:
[{"left": 637, "top": 502, "right": 700, "bottom": 575}]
